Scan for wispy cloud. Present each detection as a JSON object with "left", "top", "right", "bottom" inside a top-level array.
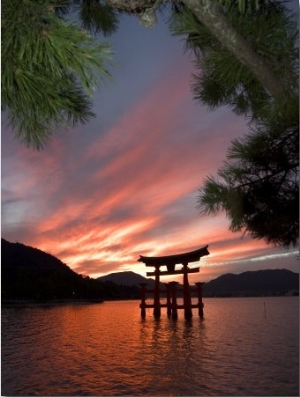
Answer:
[{"left": 2, "top": 54, "right": 296, "bottom": 281}]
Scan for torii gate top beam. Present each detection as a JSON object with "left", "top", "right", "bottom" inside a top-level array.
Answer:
[{"left": 138, "top": 245, "right": 209, "bottom": 267}]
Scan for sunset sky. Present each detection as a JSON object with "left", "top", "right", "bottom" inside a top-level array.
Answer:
[{"left": 2, "top": 4, "right": 299, "bottom": 283}]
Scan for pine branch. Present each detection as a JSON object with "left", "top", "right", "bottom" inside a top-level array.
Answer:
[
  {"left": 1, "top": 0, "right": 112, "bottom": 149},
  {"left": 181, "top": 0, "right": 296, "bottom": 102}
]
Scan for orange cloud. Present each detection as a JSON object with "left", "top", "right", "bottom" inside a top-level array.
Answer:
[{"left": 2, "top": 59, "right": 296, "bottom": 283}]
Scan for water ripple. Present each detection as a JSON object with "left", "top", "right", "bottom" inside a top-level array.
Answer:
[{"left": 2, "top": 298, "right": 299, "bottom": 396}]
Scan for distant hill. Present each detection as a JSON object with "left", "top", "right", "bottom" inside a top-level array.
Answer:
[
  {"left": 2, "top": 238, "right": 298, "bottom": 301},
  {"left": 1, "top": 239, "right": 140, "bottom": 302},
  {"left": 98, "top": 269, "right": 299, "bottom": 297},
  {"left": 97, "top": 271, "right": 165, "bottom": 289},
  {"left": 1, "top": 238, "right": 78, "bottom": 276},
  {"left": 202, "top": 269, "right": 299, "bottom": 297}
]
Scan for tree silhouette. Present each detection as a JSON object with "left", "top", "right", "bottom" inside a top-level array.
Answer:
[
  {"left": 169, "top": 1, "right": 298, "bottom": 247},
  {"left": 2, "top": 0, "right": 112, "bottom": 149},
  {"left": 1, "top": 0, "right": 298, "bottom": 246}
]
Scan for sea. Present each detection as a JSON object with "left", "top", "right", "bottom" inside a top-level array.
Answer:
[{"left": 1, "top": 297, "right": 299, "bottom": 396}]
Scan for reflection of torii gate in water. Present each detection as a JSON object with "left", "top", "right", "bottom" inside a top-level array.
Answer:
[{"left": 138, "top": 246, "right": 210, "bottom": 319}]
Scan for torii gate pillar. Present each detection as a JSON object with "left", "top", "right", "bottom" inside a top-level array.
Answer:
[
  {"left": 153, "top": 265, "right": 161, "bottom": 318},
  {"left": 195, "top": 282, "right": 205, "bottom": 319},
  {"left": 182, "top": 262, "right": 192, "bottom": 319}
]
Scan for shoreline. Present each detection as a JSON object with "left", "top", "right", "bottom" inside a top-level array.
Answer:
[{"left": 1, "top": 299, "right": 105, "bottom": 307}]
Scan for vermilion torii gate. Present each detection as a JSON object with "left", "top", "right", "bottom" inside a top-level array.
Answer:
[{"left": 138, "top": 245, "right": 209, "bottom": 319}]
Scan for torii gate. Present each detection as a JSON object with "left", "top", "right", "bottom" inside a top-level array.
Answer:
[{"left": 138, "top": 245, "right": 209, "bottom": 319}]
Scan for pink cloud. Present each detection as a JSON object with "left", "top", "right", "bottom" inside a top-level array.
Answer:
[{"left": 2, "top": 58, "right": 292, "bottom": 282}]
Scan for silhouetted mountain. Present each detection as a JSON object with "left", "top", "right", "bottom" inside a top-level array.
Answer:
[
  {"left": 2, "top": 238, "right": 78, "bottom": 276},
  {"left": 2, "top": 238, "right": 298, "bottom": 302},
  {"left": 99, "top": 269, "right": 298, "bottom": 297},
  {"left": 97, "top": 271, "right": 163, "bottom": 288},
  {"left": 203, "top": 269, "right": 299, "bottom": 297},
  {"left": 1, "top": 239, "right": 140, "bottom": 302}
]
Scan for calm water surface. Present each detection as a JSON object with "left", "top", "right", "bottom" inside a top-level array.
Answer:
[{"left": 1, "top": 297, "right": 299, "bottom": 396}]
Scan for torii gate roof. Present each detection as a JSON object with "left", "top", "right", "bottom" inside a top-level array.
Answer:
[{"left": 138, "top": 245, "right": 209, "bottom": 267}]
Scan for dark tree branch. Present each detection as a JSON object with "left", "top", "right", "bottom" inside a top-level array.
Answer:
[{"left": 181, "top": 0, "right": 288, "bottom": 101}]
